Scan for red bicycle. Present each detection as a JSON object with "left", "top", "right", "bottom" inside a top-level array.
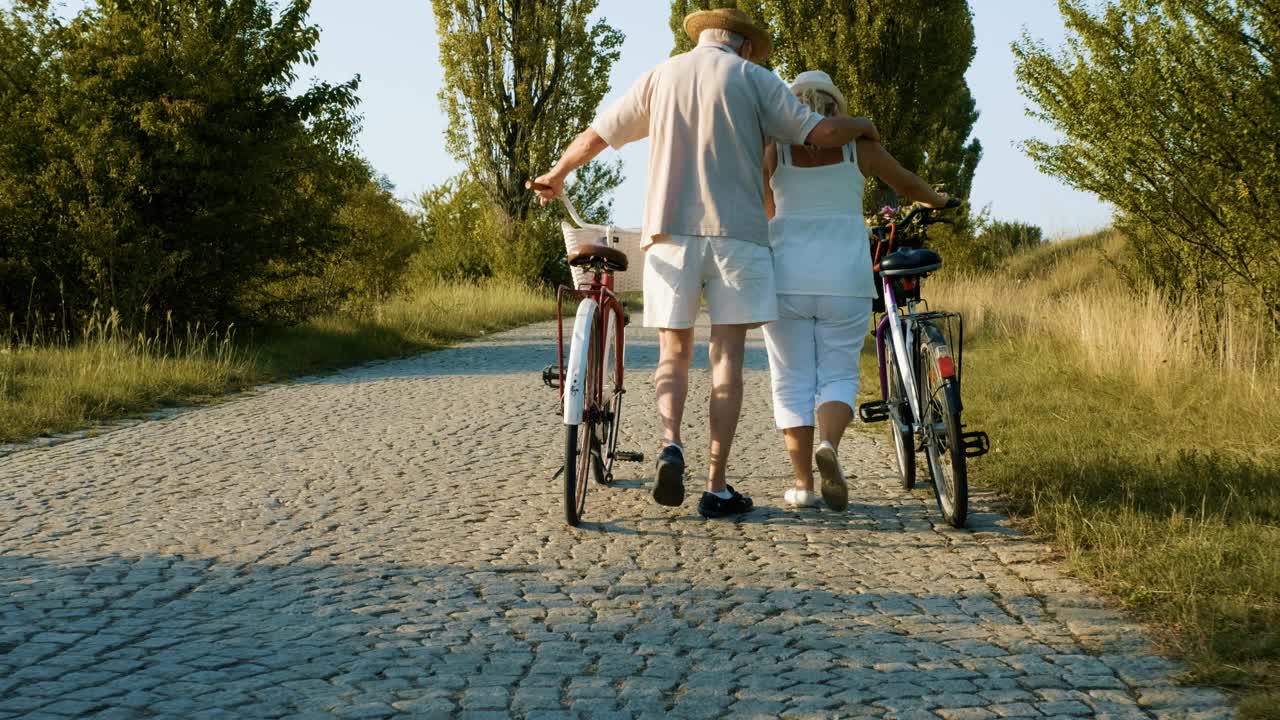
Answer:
[{"left": 532, "top": 187, "right": 644, "bottom": 526}]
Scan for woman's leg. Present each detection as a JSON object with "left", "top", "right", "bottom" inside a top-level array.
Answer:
[
  {"left": 810, "top": 297, "right": 873, "bottom": 510},
  {"left": 817, "top": 402, "right": 855, "bottom": 448},
  {"left": 762, "top": 295, "right": 818, "bottom": 491},
  {"left": 814, "top": 296, "right": 875, "bottom": 450},
  {"left": 782, "top": 427, "right": 815, "bottom": 491}
]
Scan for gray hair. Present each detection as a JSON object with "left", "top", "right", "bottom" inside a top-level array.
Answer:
[
  {"left": 794, "top": 88, "right": 842, "bottom": 118},
  {"left": 699, "top": 28, "right": 745, "bottom": 50}
]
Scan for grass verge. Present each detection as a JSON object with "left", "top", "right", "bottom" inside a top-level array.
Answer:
[
  {"left": 863, "top": 233, "right": 1279, "bottom": 717},
  {"left": 957, "top": 336, "right": 1279, "bottom": 717},
  {"left": 0, "top": 279, "right": 556, "bottom": 444}
]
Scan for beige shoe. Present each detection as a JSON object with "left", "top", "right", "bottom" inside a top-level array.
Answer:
[
  {"left": 815, "top": 441, "right": 849, "bottom": 511},
  {"left": 784, "top": 488, "right": 820, "bottom": 508}
]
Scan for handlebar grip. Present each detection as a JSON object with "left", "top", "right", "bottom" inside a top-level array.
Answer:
[
  {"left": 526, "top": 180, "right": 587, "bottom": 227},
  {"left": 945, "top": 196, "right": 962, "bottom": 209}
]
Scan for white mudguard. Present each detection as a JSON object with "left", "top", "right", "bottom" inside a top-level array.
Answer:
[{"left": 563, "top": 299, "right": 597, "bottom": 425}]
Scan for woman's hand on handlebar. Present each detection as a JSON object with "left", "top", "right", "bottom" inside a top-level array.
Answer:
[
  {"left": 526, "top": 174, "right": 564, "bottom": 206},
  {"left": 920, "top": 190, "right": 951, "bottom": 210}
]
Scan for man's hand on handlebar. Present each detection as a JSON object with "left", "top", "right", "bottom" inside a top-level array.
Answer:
[{"left": 527, "top": 174, "right": 564, "bottom": 206}]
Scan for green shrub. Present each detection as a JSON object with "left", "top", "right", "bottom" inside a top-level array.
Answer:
[
  {"left": 410, "top": 167, "right": 620, "bottom": 288},
  {"left": 410, "top": 175, "right": 497, "bottom": 282},
  {"left": 0, "top": 0, "right": 409, "bottom": 330},
  {"left": 1015, "top": 0, "right": 1280, "bottom": 327}
]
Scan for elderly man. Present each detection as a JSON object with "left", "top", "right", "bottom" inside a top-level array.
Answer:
[{"left": 531, "top": 8, "right": 880, "bottom": 519}]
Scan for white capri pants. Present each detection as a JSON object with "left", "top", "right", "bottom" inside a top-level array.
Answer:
[{"left": 762, "top": 294, "right": 874, "bottom": 429}]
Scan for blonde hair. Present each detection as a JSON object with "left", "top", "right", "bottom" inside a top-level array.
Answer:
[{"left": 794, "top": 88, "right": 843, "bottom": 118}]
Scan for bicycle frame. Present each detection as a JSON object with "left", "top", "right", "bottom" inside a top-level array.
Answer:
[
  {"left": 555, "top": 268, "right": 626, "bottom": 425},
  {"left": 876, "top": 277, "right": 924, "bottom": 431}
]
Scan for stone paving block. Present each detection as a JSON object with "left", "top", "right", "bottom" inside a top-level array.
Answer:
[
  {"left": 989, "top": 702, "right": 1040, "bottom": 717},
  {"left": 936, "top": 708, "right": 997, "bottom": 720}
]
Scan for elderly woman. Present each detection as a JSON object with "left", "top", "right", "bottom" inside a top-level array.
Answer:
[{"left": 762, "top": 71, "right": 950, "bottom": 510}]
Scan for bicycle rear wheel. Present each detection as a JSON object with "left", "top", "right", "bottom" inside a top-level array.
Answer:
[
  {"left": 886, "top": 343, "right": 916, "bottom": 490},
  {"left": 919, "top": 325, "right": 968, "bottom": 527}
]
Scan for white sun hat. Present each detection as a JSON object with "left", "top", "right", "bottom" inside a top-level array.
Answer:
[{"left": 789, "top": 70, "right": 848, "bottom": 115}]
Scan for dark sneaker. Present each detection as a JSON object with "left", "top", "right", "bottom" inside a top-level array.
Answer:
[
  {"left": 698, "top": 485, "right": 754, "bottom": 519},
  {"left": 652, "top": 445, "right": 686, "bottom": 507}
]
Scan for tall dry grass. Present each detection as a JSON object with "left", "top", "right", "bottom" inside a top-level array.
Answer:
[
  {"left": 930, "top": 230, "right": 1280, "bottom": 398},
  {"left": 1, "top": 279, "right": 555, "bottom": 444},
  {"left": 906, "top": 231, "right": 1280, "bottom": 715}
]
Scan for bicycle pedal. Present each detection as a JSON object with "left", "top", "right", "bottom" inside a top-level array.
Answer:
[
  {"left": 541, "top": 364, "right": 561, "bottom": 389},
  {"left": 858, "top": 401, "right": 890, "bottom": 424},
  {"left": 615, "top": 451, "right": 645, "bottom": 463},
  {"left": 961, "top": 431, "right": 990, "bottom": 458}
]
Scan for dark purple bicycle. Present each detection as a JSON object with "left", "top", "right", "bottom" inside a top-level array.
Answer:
[{"left": 857, "top": 200, "right": 990, "bottom": 528}]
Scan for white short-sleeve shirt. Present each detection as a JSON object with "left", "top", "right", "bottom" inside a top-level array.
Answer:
[{"left": 591, "top": 39, "right": 824, "bottom": 248}]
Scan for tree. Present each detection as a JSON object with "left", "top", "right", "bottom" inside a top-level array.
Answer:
[
  {"left": 0, "top": 0, "right": 390, "bottom": 328},
  {"left": 432, "top": 0, "right": 625, "bottom": 282},
  {"left": 1015, "top": 0, "right": 1280, "bottom": 325},
  {"left": 668, "top": 0, "right": 982, "bottom": 212},
  {"left": 412, "top": 162, "right": 621, "bottom": 285}
]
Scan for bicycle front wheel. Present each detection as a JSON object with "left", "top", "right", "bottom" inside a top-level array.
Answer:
[
  {"left": 564, "top": 319, "right": 603, "bottom": 526},
  {"left": 919, "top": 326, "right": 968, "bottom": 528},
  {"left": 563, "top": 420, "right": 594, "bottom": 526}
]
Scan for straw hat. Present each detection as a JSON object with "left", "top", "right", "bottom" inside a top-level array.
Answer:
[
  {"left": 789, "top": 70, "right": 847, "bottom": 115},
  {"left": 684, "top": 8, "right": 772, "bottom": 63}
]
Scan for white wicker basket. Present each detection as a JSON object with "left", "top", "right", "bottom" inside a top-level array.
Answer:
[{"left": 559, "top": 196, "right": 644, "bottom": 294}]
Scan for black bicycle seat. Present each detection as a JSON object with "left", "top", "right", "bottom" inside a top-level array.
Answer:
[
  {"left": 879, "top": 247, "right": 942, "bottom": 277},
  {"left": 567, "top": 244, "right": 629, "bottom": 272}
]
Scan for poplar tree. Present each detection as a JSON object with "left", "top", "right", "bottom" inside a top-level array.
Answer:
[
  {"left": 668, "top": 0, "right": 982, "bottom": 212},
  {"left": 1016, "top": 0, "right": 1279, "bottom": 324},
  {"left": 433, "top": 0, "right": 624, "bottom": 280}
]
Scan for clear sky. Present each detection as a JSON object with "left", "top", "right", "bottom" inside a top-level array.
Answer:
[{"left": 44, "top": 0, "right": 1114, "bottom": 237}]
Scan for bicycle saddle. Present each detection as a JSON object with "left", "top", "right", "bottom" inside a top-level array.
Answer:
[
  {"left": 879, "top": 247, "right": 942, "bottom": 277},
  {"left": 567, "top": 244, "right": 629, "bottom": 272}
]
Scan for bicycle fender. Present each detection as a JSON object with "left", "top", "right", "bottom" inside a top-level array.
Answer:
[
  {"left": 945, "top": 377, "right": 964, "bottom": 416},
  {"left": 564, "top": 298, "right": 598, "bottom": 425}
]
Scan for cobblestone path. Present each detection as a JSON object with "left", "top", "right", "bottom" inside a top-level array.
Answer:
[{"left": 0, "top": 320, "right": 1234, "bottom": 719}]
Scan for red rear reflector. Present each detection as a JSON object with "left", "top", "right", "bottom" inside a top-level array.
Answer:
[
  {"left": 937, "top": 356, "right": 956, "bottom": 379},
  {"left": 902, "top": 279, "right": 917, "bottom": 291}
]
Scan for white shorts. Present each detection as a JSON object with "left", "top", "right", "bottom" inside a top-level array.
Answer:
[
  {"left": 762, "top": 294, "right": 874, "bottom": 429},
  {"left": 642, "top": 235, "right": 778, "bottom": 329}
]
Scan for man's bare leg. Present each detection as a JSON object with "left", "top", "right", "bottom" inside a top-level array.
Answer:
[
  {"left": 707, "top": 324, "right": 749, "bottom": 493},
  {"left": 652, "top": 327, "right": 694, "bottom": 507},
  {"left": 655, "top": 328, "right": 695, "bottom": 447}
]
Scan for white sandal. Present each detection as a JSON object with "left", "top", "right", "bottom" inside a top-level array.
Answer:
[{"left": 784, "top": 488, "right": 820, "bottom": 508}]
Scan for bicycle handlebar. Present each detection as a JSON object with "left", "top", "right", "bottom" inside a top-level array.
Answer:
[
  {"left": 526, "top": 181, "right": 587, "bottom": 228},
  {"left": 872, "top": 198, "right": 963, "bottom": 238}
]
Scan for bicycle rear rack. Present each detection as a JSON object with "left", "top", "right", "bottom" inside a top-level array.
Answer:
[{"left": 961, "top": 431, "right": 990, "bottom": 458}]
